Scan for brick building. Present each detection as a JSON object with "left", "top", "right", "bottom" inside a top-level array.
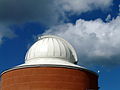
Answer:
[{"left": 0, "top": 35, "right": 98, "bottom": 90}]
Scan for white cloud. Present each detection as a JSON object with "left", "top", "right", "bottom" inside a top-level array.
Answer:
[
  {"left": 43, "top": 16, "right": 120, "bottom": 66},
  {"left": 0, "top": 0, "right": 113, "bottom": 26},
  {"left": 56, "top": 0, "right": 113, "bottom": 15},
  {"left": 0, "top": 0, "right": 113, "bottom": 46},
  {"left": 0, "top": 25, "right": 16, "bottom": 45}
]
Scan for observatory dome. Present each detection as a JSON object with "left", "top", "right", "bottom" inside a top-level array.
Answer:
[{"left": 23, "top": 35, "right": 80, "bottom": 67}]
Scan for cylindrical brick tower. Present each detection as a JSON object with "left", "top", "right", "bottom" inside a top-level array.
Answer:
[{"left": 0, "top": 35, "right": 99, "bottom": 90}]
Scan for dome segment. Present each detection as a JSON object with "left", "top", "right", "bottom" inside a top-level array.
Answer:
[{"left": 25, "top": 35, "right": 78, "bottom": 65}]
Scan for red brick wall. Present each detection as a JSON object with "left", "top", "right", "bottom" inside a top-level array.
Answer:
[{"left": 1, "top": 67, "right": 98, "bottom": 90}]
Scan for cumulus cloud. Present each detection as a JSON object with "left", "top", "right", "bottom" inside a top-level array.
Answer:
[
  {"left": 0, "top": 0, "right": 113, "bottom": 26},
  {"left": 0, "top": 0, "right": 113, "bottom": 46},
  {"left": 56, "top": 0, "right": 113, "bottom": 15},
  {"left": 43, "top": 16, "right": 120, "bottom": 66},
  {"left": 0, "top": 0, "right": 117, "bottom": 66},
  {"left": 0, "top": 25, "right": 16, "bottom": 45}
]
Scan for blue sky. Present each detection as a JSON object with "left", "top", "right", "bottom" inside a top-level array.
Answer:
[{"left": 0, "top": 0, "right": 120, "bottom": 89}]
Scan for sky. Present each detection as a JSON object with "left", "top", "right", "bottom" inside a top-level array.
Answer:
[{"left": 0, "top": 0, "right": 120, "bottom": 89}]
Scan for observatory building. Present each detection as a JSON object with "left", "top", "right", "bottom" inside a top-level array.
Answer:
[{"left": 0, "top": 35, "right": 98, "bottom": 90}]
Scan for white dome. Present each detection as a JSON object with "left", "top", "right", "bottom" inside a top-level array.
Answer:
[{"left": 24, "top": 35, "right": 78, "bottom": 66}]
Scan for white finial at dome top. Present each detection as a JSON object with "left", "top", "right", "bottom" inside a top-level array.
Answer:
[{"left": 22, "top": 35, "right": 80, "bottom": 67}]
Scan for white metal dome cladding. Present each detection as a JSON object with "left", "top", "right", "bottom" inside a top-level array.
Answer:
[{"left": 24, "top": 35, "right": 78, "bottom": 66}]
